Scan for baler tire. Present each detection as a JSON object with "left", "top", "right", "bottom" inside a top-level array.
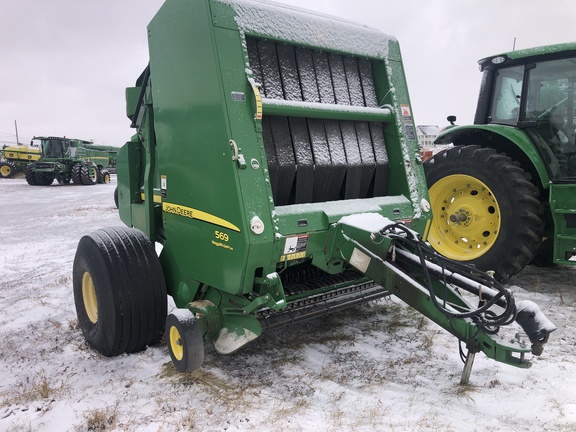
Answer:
[
  {"left": 71, "top": 163, "right": 83, "bottom": 184},
  {"left": 114, "top": 186, "right": 119, "bottom": 209},
  {"left": 25, "top": 166, "right": 38, "bottom": 185},
  {"left": 80, "top": 164, "right": 98, "bottom": 185},
  {"left": 73, "top": 226, "right": 168, "bottom": 357},
  {"left": 424, "top": 145, "right": 544, "bottom": 281},
  {"left": 0, "top": 161, "right": 17, "bottom": 178},
  {"left": 166, "top": 312, "right": 205, "bottom": 373}
]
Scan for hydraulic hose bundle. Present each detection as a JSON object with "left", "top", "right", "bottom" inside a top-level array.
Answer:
[{"left": 377, "top": 223, "right": 520, "bottom": 341}]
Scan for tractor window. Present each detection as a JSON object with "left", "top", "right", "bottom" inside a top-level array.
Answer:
[
  {"left": 525, "top": 58, "right": 576, "bottom": 180},
  {"left": 489, "top": 65, "right": 523, "bottom": 125}
]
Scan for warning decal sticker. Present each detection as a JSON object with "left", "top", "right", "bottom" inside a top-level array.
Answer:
[{"left": 281, "top": 234, "right": 309, "bottom": 261}]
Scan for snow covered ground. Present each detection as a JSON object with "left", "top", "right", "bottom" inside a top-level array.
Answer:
[{"left": 0, "top": 177, "right": 575, "bottom": 432}]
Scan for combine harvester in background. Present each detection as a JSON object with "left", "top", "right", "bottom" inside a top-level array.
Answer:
[
  {"left": 25, "top": 136, "right": 118, "bottom": 186},
  {"left": 426, "top": 43, "right": 576, "bottom": 281},
  {"left": 72, "top": 0, "right": 555, "bottom": 384}
]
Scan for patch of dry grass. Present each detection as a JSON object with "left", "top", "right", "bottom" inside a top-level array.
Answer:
[
  {"left": 79, "top": 402, "right": 119, "bottom": 432},
  {"left": 1, "top": 370, "right": 69, "bottom": 406}
]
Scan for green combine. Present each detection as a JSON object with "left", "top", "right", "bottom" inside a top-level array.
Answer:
[
  {"left": 72, "top": 0, "right": 555, "bottom": 382},
  {"left": 25, "top": 136, "right": 118, "bottom": 186}
]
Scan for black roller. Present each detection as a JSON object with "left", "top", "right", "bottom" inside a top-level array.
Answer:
[
  {"left": 340, "top": 121, "right": 363, "bottom": 199},
  {"left": 277, "top": 43, "right": 302, "bottom": 101},
  {"left": 289, "top": 117, "right": 314, "bottom": 203},
  {"left": 313, "top": 51, "right": 336, "bottom": 104},
  {"left": 355, "top": 121, "right": 377, "bottom": 197},
  {"left": 307, "top": 118, "right": 332, "bottom": 202},
  {"left": 246, "top": 38, "right": 264, "bottom": 90},
  {"left": 344, "top": 56, "right": 364, "bottom": 106},
  {"left": 358, "top": 58, "right": 378, "bottom": 107},
  {"left": 324, "top": 120, "right": 347, "bottom": 201},
  {"left": 369, "top": 122, "right": 390, "bottom": 196},
  {"left": 296, "top": 47, "right": 320, "bottom": 103},
  {"left": 269, "top": 116, "right": 296, "bottom": 205},
  {"left": 258, "top": 40, "right": 283, "bottom": 99},
  {"left": 329, "top": 53, "right": 350, "bottom": 105}
]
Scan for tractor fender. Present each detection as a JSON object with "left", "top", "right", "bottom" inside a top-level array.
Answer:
[{"left": 434, "top": 124, "right": 551, "bottom": 190}]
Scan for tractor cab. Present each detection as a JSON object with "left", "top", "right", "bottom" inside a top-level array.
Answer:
[{"left": 485, "top": 54, "right": 576, "bottom": 180}]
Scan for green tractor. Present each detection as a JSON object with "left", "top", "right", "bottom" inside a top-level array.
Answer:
[
  {"left": 25, "top": 136, "right": 118, "bottom": 186},
  {"left": 425, "top": 43, "right": 576, "bottom": 281},
  {"left": 72, "top": 0, "right": 555, "bottom": 382}
]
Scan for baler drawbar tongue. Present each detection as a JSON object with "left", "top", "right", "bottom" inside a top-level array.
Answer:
[{"left": 330, "top": 213, "right": 555, "bottom": 382}]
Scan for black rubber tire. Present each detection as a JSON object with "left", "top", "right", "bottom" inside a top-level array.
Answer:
[
  {"left": 25, "top": 165, "right": 38, "bottom": 185},
  {"left": 424, "top": 145, "right": 544, "bottom": 281},
  {"left": 166, "top": 312, "right": 205, "bottom": 373},
  {"left": 80, "top": 164, "right": 98, "bottom": 185},
  {"left": 71, "top": 163, "right": 83, "bottom": 184},
  {"left": 98, "top": 169, "right": 111, "bottom": 184},
  {"left": 114, "top": 186, "right": 119, "bottom": 209},
  {"left": 35, "top": 172, "right": 54, "bottom": 186},
  {"left": 0, "top": 161, "right": 17, "bottom": 178},
  {"left": 73, "top": 227, "right": 168, "bottom": 356}
]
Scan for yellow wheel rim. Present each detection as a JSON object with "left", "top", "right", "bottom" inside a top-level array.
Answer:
[
  {"left": 169, "top": 326, "right": 184, "bottom": 361},
  {"left": 104, "top": 174, "right": 110, "bottom": 184},
  {"left": 428, "top": 174, "right": 501, "bottom": 261},
  {"left": 82, "top": 272, "right": 98, "bottom": 323},
  {"left": 90, "top": 167, "right": 98, "bottom": 183},
  {"left": 0, "top": 165, "right": 12, "bottom": 177}
]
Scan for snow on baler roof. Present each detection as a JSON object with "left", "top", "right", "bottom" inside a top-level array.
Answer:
[{"left": 217, "top": 0, "right": 395, "bottom": 59}]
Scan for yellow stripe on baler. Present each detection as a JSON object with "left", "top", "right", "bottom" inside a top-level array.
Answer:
[{"left": 162, "top": 202, "right": 241, "bottom": 232}]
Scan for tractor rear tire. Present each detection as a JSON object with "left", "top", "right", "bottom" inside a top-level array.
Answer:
[
  {"left": 0, "top": 161, "right": 17, "bottom": 178},
  {"left": 73, "top": 227, "right": 167, "bottom": 356},
  {"left": 166, "top": 312, "right": 205, "bottom": 373},
  {"left": 80, "top": 164, "right": 98, "bottom": 185},
  {"left": 25, "top": 166, "right": 38, "bottom": 185},
  {"left": 424, "top": 145, "right": 544, "bottom": 281},
  {"left": 98, "top": 169, "right": 110, "bottom": 184},
  {"left": 71, "top": 163, "right": 83, "bottom": 184}
]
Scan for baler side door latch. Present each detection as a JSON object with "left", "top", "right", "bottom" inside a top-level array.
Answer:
[{"left": 230, "top": 140, "right": 247, "bottom": 169}]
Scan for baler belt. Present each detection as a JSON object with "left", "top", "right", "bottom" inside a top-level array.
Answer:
[
  {"left": 246, "top": 37, "right": 390, "bottom": 206},
  {"left": 262, "top": 117, "right": 390, "bottom": 205}
]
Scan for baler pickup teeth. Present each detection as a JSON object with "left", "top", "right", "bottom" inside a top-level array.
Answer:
[{"left": 259, "top": 281, "right": 389, "bottom": 331}]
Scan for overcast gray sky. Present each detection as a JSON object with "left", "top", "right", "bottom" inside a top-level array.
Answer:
[{"left": 1, "top": 0, "right": 575, "bottom": 146}]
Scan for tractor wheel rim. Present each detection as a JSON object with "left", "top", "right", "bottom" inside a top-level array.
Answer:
[
  {"left": 104, "top": 174, "right": 110, "bottom": 183},
  {"left": 82, "top": 272, "right": 98, "bottom": 324},
  {"left": 169, "top": 326, "right": 184, "bottom": 361},
  {"left": 0, "top": 165, "right": 11, "bottom": 176},
  {"left": 428, "top": 174, "right": 501, "bottom": 260},
  {"left": 90, "top": 167, "right": 98, "bottom": 183}
]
